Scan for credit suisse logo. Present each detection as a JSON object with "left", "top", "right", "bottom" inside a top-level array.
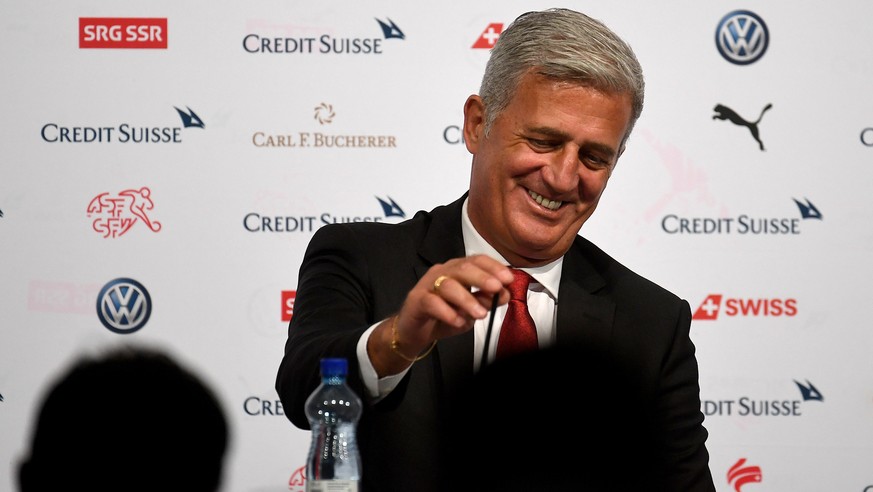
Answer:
[
  {"left": 693, "top": 294, "right": 797, "bottom": 321},
  {"left": 662, "top": 198, "right": 822, "bottom": 235},
  {"left": 245, "top": 196, "right": 406, "bottom": 234},
  {"left": 243, "top": 17, "right": 404, "bottom": 55},
  {"left": 702, "top": 379, "right": 824, "bottom": 418},
  {"left": 443, "top": 124, "right": 464, "bottom": 145},
  {"left": 41, "top": 106, "right": 204, "bottom": 144},
  {"left": 242, "top": 395, "right": 285, "bottom": 417},
  {"left": 79, "top": 18, "right": 167, "bottom": 49},
  {"left": 860, "top": 127, "right": 873, "bottom": 147}
]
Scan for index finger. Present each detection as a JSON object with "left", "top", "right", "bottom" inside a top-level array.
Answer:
[{"left": 451, "top": 254, "right": 514, "bottom": 294}]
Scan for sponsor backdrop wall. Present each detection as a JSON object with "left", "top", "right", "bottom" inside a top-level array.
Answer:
[{"left": 2, "top": 1, "right": 872, "bottom": 491}]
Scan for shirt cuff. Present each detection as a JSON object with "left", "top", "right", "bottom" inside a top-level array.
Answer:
[{"left": 356, "top": 319, "right": 410, "bottom": 401}]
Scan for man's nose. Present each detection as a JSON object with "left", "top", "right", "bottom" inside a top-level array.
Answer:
[{"left": 542, "top": 150, "right": 579, "bottom": 193}]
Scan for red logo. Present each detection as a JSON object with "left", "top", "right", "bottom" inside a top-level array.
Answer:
[
  {"left": 281, "top": 290, "right": 297, "bottom": 322},
  {"left": 472, "top": 23, "right": 503, "bottom": 49},
  {"left": 727, "top": 458, "right": 762, "bottom": 491},
  {"left": 27, "top": 280, "right": 99, "bottom": 314},
  {"left": 288, "top": 464, "right": 306, "bottom": 492},
  {"left": 692, "top": 294, "right": 722, "bottom": 320},
  {"left": 692, "top": 293, "right": 797, "bottom": 320},
  {"left": 87, "top": 187, "right": 162, "bottom": 238},
  {"left": 79, "top": 18, "right": 167, "bottom": 49}
]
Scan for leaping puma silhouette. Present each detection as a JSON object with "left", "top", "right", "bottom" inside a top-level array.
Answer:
[{"left": 713, "top": 103, "right": 772, "bottom": 151}]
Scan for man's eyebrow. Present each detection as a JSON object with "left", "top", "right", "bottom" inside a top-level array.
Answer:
[
  {"left": 526, "top": 126, "right": 570, "bottom": 139},
  {"left": 526, "top": 126, "right": 618, "bottom": 158}
]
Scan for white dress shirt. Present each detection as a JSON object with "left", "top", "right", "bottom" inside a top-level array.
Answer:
[{"left": 356, "top": 197, "right": 562, "bottom": 399}]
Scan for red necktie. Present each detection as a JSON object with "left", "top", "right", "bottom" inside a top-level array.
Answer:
[{"left": 496, "top": 269, "right": 538, "bottom": 360}]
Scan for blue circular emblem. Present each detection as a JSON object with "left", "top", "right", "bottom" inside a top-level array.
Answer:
[
  {"left": 96, "top": 277, "right": 152, "bottom": 334},
  {"left": 715, "top": 10, "right": 769, "bottom": 65}
]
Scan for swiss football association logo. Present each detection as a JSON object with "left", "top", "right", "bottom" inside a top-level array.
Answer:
[
  {"left": 288, "top": 465, "right": 306, "bottom": 492},
  {"left": 87, "top": 187, "right": 161, "bottom": 238}
]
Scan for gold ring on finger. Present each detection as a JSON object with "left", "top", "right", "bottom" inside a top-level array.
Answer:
[{"left": 432, "top": 275, "right": 450, "bottom": 294}]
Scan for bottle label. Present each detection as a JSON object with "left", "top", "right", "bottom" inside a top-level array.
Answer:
[{"left": 306, "top": 479, "right": 359, "bottom": 492}]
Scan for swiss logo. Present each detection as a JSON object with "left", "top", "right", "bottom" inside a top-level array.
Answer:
[
  {"left": 693, "top": 294, "right": 797, "bottom": 321},
  {"left": 472, "top": 23, "right": 503, "bottom": 49},
  {"left": 79, "top": 17, "right": 168, "bottom": 49},
  {"left": 692, "top": 294, "right": 722, "bottom": 320}
]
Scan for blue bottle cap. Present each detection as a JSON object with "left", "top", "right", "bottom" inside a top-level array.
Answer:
[{"left": 321, "top": 358, "right": 348, "bottom": 377}]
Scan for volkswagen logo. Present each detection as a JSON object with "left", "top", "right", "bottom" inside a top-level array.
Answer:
[
  {"left": 96, "top": 277, "right": 152, "bottom": 334},
  {"left": 715, "top": 10, "right": 769, "bottom": 65}
]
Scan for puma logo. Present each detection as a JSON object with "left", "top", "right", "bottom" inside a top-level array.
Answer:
[{"left": 713, "top": 103, "right": 772, "bottom": 151}]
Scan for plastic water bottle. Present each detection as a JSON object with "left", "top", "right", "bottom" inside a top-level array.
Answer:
[{"left": 304, "top": 358, "right": 362, "bottom": 492}]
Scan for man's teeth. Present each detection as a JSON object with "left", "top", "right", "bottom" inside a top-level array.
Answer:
[{"left": 528, "top": 190, "right": 562, "bottom": 210}]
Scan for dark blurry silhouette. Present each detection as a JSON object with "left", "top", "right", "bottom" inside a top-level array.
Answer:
[
  {"left": 17, "top": 345, "right": 229, "bottom": 492},
  {"left": 444, "top": 344, "right": 673, "bottom": 492}
]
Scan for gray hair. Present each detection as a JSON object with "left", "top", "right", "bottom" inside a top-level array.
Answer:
[{"left": 479, "top": 8, "right": 645, "bottom": 145}]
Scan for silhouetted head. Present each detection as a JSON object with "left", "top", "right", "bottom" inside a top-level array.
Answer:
[{"left": 18, "top": 345, "right": 229, "bottom": 492}]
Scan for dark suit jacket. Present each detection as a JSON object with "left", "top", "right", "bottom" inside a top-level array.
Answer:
[{"left": 276, "top": 194, "right": 715, "bottom": 491}]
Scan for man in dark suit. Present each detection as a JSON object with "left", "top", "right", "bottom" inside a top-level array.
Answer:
[{"left": 277, "top": 8, "right": 715, "bottom": 491}]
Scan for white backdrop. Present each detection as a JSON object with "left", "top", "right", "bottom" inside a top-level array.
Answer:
[{"left": 2, "top": 1, "right": 873, "bottom": 491}]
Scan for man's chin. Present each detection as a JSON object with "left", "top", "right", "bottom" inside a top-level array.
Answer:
[{"left": 508, "top": 241, "right": 569, "bottom": 266}]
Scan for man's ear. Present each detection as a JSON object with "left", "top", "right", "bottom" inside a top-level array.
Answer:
[{"left": 462, "top": 95, "right": 486, "bottom": 154}]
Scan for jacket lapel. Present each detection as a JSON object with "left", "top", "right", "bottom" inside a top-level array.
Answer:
[{"left": 556, "top": 239, "right": 615, "bottom": 350}]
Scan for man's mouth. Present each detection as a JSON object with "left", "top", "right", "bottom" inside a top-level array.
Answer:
[{"left": 528, "top": 189, "right": 562, "bottom": 211}]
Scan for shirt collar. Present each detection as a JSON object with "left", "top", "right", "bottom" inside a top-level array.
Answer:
[{"left": 461, "top": 197, "right": 562, "bottom": 300}]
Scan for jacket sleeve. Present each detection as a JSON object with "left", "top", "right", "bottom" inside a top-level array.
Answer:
[
  {"left": 275, "top": 224, "right": 377, "bottom": 429},
  {"left": 657, "top": 299, "right": 716, "bottom": 491}
]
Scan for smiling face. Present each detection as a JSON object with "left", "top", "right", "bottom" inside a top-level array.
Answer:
[{"left": 463, "top": 71, "right": 634, "bottom": 267}]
